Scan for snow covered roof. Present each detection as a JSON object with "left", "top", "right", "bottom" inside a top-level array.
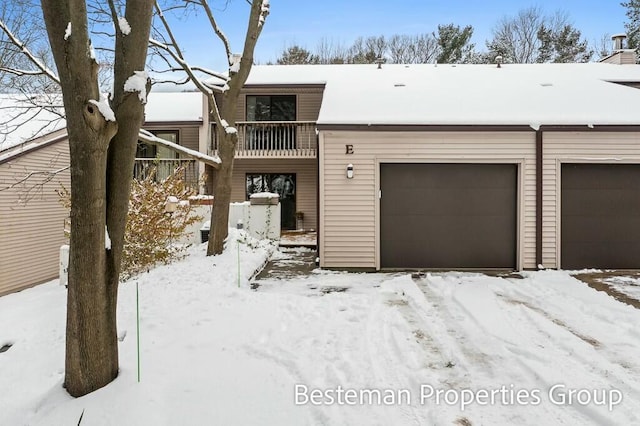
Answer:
[
  {"left": 0, "top": 94, "right": 66, "bottom": 152},
  {"left": 144, "top": 92, "right": 203, "bottom": 122},
  {"left": 246, "top": 63, "right": 640, "bottom": 127},
  {"left": 0, "top": 91, "right": 205, "bottom": 153}
]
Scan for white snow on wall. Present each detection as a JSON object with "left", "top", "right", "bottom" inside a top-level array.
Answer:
[
  {"left": 118, "top": 17, "right": 131, "bottom": 35},
  {"left": 124, "top": 70, "right": 149, "bottom": 104}
]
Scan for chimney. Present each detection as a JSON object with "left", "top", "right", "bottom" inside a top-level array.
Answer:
[{"left": 612, "top": 33, "right": 627, "bottom": 51}]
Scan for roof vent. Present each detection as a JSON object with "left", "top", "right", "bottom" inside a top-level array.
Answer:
[
  {"left": 612, "top": 33, "right": 627, "bottom": 51},
  {"left": 495, "top": 55, "right": 503, "bottom": 68},
  {"left": 375, "top": 57, "right": 385, "bottom": 69}
]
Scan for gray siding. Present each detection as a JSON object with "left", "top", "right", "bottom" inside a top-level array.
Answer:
[
  {"left": 0, "top": 138, "right": 70, "bottom": 295},
  {"left": 320, "top": 131, "right": 537, "bottom": 270},
  {"left": 231, "top": 159, "right": 317, "bottom": 230}
]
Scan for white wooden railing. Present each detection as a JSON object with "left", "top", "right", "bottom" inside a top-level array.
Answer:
[
  {"left": 133, "top": 158, "right": 198, "bottom": 188},
  {"left": 211, "top": 121, "right": 317, "bottom": 158}
]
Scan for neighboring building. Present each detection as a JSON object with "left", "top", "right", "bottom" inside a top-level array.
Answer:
[
  {"left": 0, "top": 92, "right": 205, "bottom": 296},
  {"left": 0, "top": 129, "right": 70, "bottom": 296}
]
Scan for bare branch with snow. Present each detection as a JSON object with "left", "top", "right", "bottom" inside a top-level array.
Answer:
[
  {"left": 198, "top": 0, "right": 232, "bottom": 63},
  {"left": 150, "top": 2, "right": 226, "bottom": 128},
  {"left": 138, "top": 129, "right": 220, "bottom": 167},
  {"left": 0, "top": 18, "right": 61, "bottom": 86}
]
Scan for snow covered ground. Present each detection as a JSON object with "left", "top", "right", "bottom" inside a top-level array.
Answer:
[{"left": 1, "top": 230, "right": 639, "bottom": 425}]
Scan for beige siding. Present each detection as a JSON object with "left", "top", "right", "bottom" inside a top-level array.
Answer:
[
  {"left": 235, "top": 87, "right": 324, "bottom": 122},
  {"left": 542, "top": 132, "right": 640, "bottom": 269},
  {"left": 0, "top": 139, "right": 70, "bottom": 295},
  {"left": 320, "top": 131, "right": 537, "bottom": 270},
  {"left": 231, "top": 159, "right": 317, "bottom": 230},
  {"left": 144, "top": 124, "right": 200, "bottom": 152},
  {"left": 600, "top": 51, "right": 638, "bottom": 65}
]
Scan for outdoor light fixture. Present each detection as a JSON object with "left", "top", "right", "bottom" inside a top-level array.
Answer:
[{"left": 346, "top": 164, "right": 354, "bottom": 179}]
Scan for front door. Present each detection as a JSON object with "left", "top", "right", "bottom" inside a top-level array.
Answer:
[{"left": 246, "top": 173, "right": 296, "bottom": 230}]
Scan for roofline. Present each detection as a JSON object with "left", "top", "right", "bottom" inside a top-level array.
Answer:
[
  {"left": 316, "top": 124, "right": 640, "bottom": 132},
  {"left": 242, "top": 83, "right": 326, "bottom": 90},
  {"left": 143, "top": 120, "right": 203, "bottom": 126},
  {"left": 0, "top": 132, "right": 68, "bottom": 165}
]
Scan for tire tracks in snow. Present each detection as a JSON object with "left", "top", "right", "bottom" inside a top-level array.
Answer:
[{"left": 406, "top": 273, "right": 640, "bottom": 425}]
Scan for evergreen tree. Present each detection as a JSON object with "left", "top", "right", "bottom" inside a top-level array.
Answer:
[
  {"left": 435, "top": 24, "right": 475, "bottom": 63},
  {"left": 622, "top": 0, "right": 640, "bottom": 55},
  {"left": 537, "top": 24, "right": 593, "bottom": 63},
  {"left": 276, "top": 45, "right": 319, "bottom": 65}
]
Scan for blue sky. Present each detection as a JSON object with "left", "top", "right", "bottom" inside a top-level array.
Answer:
[{"left": 168, "top": 0, "right": 629, "bottom": 71}]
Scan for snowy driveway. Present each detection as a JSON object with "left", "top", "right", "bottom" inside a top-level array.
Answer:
[
  {"left": 254, "top": 263, "right": 640, "bottom": 425},
  {"left": 1, "top": 239, "right": 639, "bottom": 425}
]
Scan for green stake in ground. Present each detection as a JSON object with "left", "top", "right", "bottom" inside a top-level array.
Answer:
[{"left": 136, "top": 281, "right": 140, "bottom": 383}]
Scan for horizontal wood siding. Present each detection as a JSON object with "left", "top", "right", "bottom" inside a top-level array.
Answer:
[
  {"left": 0, "top": 139, "right": 70, "bottom": 295},
  {"left": 231, "top": 159, "right": 318, "bottom": 230},
  {"left": 144, "top": 124, "right": 200, "bottom": 152},
  {"left": 320, "top": 131, "right": 537, "bottom": 270},
  {"left": 235, "top": 87, "right": 324, "bottom": 122},
  {"left": 542, "top": 132, "right": 640, "bottom": 268}
]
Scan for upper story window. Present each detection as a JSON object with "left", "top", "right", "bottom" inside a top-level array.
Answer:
[
  {"left": 246, "top": 95, "right": 296, "bottom": 121},
  {"left": 136, "top": 130, "right": 179, "bottom": 159}
]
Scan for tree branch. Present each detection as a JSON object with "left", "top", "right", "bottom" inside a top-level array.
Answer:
[
  {"left": 0, "top": 18, "right": 61, "bottom": 86},
  {"left": 199, "top": 0, "right": 232, "bottom": 63}
]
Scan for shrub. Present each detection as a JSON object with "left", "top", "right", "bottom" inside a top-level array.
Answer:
[{"left": 59, "top": 166, "right": 203, "bottom": 280}]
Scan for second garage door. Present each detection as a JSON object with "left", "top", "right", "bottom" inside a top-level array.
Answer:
[
  {"left": 561, "top": 163, "right": 640, "bottom": 269},
  {"left": 380, "top": 163, "right": 517, "bottom": 269}
]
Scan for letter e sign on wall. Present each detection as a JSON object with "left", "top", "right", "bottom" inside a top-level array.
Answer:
[{"left": 345, "top": 144, "right": 354, "bottom": 154}]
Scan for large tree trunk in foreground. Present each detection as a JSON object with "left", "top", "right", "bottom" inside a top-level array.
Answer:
[
  {"left": 206, "top": 0, "right": 267, "bottom": 256},
  {"left": 41, "top": 0, "right": 153, "bottom": 397},
  {"left": 208, "top": 131, "right": 236, "bottom": 254}
]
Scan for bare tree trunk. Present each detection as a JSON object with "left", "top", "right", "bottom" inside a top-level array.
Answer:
[
  {"left": 41, "top": 0, "right": 153, "bottom": 397},
  {"left": 105, "top": 0, "right": 153, "bottom": 365},
  {"left": 207, "top": 130, "right": 236, "bottom": 254},
  {"left": 205, "top": 0, "right": 268, "bottom": 256}
]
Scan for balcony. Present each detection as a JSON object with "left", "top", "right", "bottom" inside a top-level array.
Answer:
[
  {"left": 133, "top": 158, "right": 199, "bottom": 188},
  {"left": 211, "top": 121, "right": 317, "bottom": 158}
]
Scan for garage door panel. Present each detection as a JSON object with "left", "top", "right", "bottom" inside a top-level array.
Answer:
[
  {"left": 561, "top": 163, "right": 640, "bottom": 269},
  {"left": 381, "top": 163, "right": 517, "bottom": 269},
  {"left": 562, "top": 189, "right": 639, "bottom": 216},
  {"left": 563, "top": 216, "right": 636, "bottom": 242}
]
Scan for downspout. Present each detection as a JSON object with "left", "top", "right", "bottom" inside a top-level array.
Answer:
[
  {"left": 536, "top": 129, "right": 543, "bottom": 269},
  {"left": 316, "top": 130, "right": 321, "bottom": 266}
]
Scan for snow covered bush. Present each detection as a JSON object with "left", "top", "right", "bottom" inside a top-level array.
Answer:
[
  {"left": 59, "top": 167, "right": 202, "bottom": 280},
  {"left": 122, "top": 167, "right": 202, "bottom": 279}
]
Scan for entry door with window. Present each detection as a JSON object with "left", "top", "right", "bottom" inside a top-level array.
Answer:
[
  {"left": 246, "top": 95, "right": 296, "bottom": 150},
  {"left": 246, "top": 173, "right": 296, "bottom": 230}
]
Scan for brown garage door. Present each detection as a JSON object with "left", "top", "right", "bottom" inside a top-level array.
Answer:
[
  {"left": 561, "top": 163, "right": 640, "bottom": 269},
  {"left": 380, "top": 163, "right": 517, "bottom": 269}
]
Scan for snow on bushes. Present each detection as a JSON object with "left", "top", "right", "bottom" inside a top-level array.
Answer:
[{"left": 58, "top": 166, "right": 202, "bottom": 280}]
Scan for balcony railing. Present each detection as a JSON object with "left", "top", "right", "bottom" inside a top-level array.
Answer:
[
  {"left": 133, "top": 158, "right": 199, "bottom": 188},
  {"left": 211, "top": 121, "right": 317, "bottom": 158}
]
